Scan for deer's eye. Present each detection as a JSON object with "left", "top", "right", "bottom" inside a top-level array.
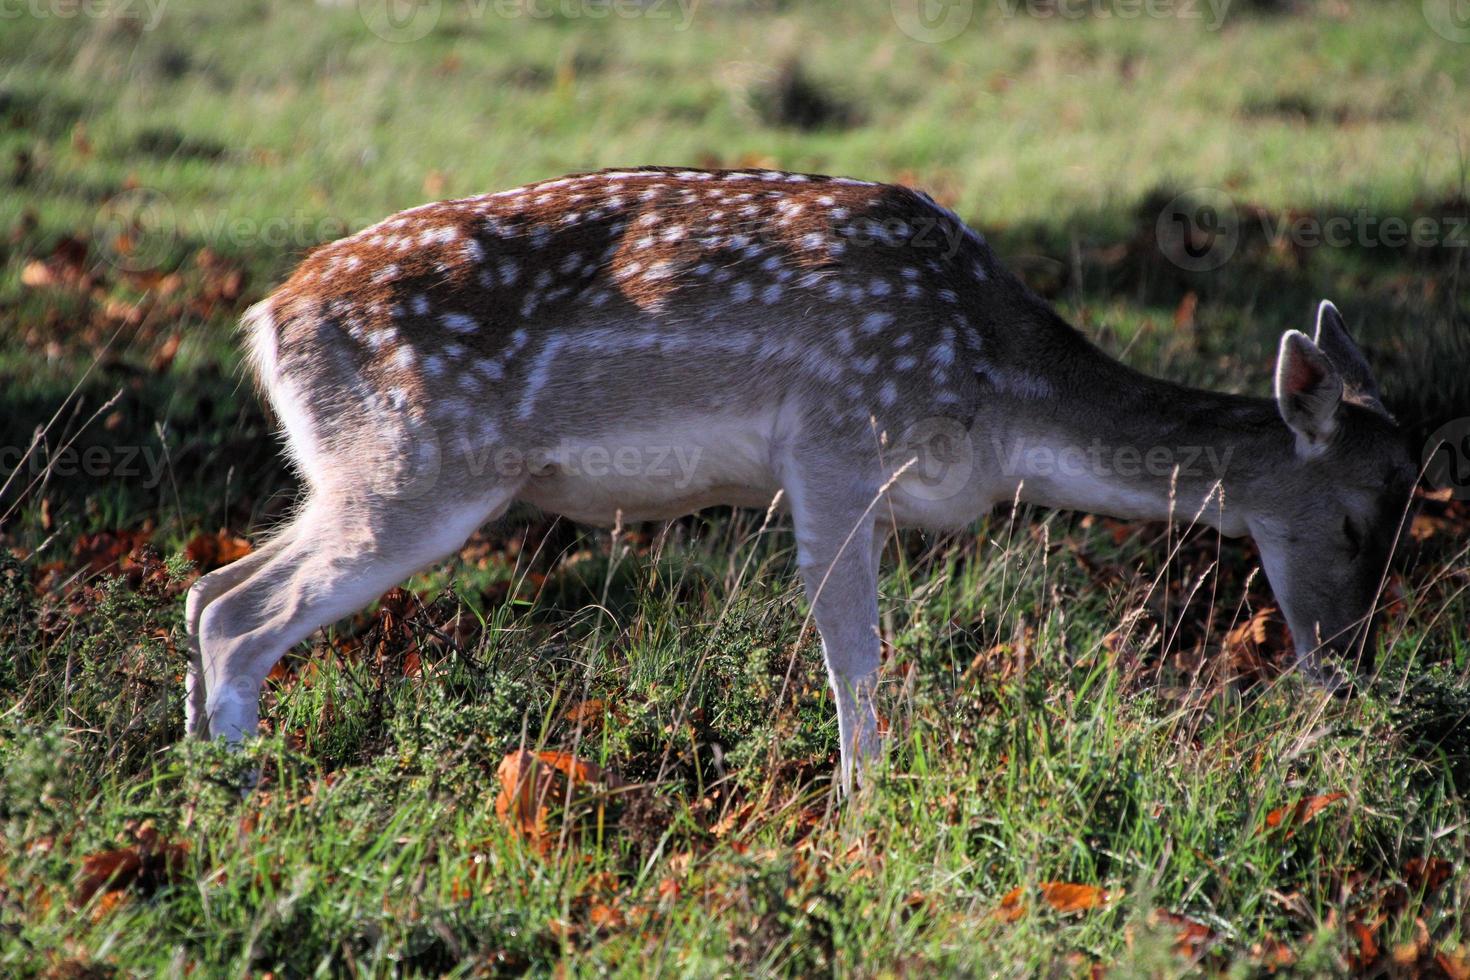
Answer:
[{"left": 1342, "top": 516, "right": 1363, "bottom": 557}]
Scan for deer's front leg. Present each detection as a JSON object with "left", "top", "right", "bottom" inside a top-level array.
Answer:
[{"left": 785, "top": 469, "right": 883, "bottom": 797}]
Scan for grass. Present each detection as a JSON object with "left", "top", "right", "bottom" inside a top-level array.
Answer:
[{"left": 2, "top": 0, "right": 1470, "bottom": 975}]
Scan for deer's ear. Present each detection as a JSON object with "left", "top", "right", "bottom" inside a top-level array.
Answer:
[
  {"left": 1276, "top": 329, "right": 1343, "bottom": 451},
  {"left": 1312, "top": 300, "right": 1381, "bottom": 404}
]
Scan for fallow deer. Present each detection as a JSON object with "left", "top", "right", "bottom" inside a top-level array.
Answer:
[{"left": 186, "top": 167, "right": 1417, "bottom": 793}]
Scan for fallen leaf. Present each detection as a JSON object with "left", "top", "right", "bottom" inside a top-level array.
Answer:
[
  {"left": 587, "top": 902, "right": 625, "bottom": 929},
  {"left": 1040, "top": 881, "right": 1115, "bottom": 913},
  {"left": 1437, "top": 948, "right": 1470, "bottom": 980},
  {"left": 1145, "top": 909, "right": 1216, "bottom": 959},
  {"left": 184, "top": 530, "right": 253, "bottom": 572},
  {"left": 1173, "top": 290, "right": 1198, "bottom": 328},
  {"left": 1263, "top": 793, "right": 1347, "bottom": 837},
  {"left": 1224, "top": 606, "right": 1290, "bottom": 679},
  {"left": 151, "top": 332, "right": 182, "bottom": 373},
  {"left": 1251, "top": 936, "right": 1297, "bottom": 971},
  {"left": 1347, "top": 917, "right": 1381, "bottom": 970},
  {"left": 494, "top": 749, "right": 613, "bottom": 852},
  {"left": 994, "top": 881, "right": 1116, "bottom": 921},
  {"left": 995, "top": 885, "right": 1026, "bottom": 923},
  {"left": 562, "top": 699, "right": 607, "bottom": 728},
  {"left": 74, "top": 832, "right": 188, "bottom": 905}
]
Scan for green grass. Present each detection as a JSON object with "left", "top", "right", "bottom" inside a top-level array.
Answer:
[{"left": 2, "top": 0, "right": 1470, "bottom": 975}]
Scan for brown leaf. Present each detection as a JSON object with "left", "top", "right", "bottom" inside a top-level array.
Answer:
[
  {"left": 1150, "top": 909, "right": 1216, "bottom": 959},
  {"left": 562, "top": 698, "right": 607, "bottom": 728},
  {"left": 587, "top": 902, "right": 625, "bottom": 929},
  {"left": 74, "top": 833, "right": 188, "bottom": 905},
  {"left": 494, "top": 749, "right": 612, "bottom": 852},
  {"left": 1040, "top": 881, "right": 1116, "bottom": 913},
  {"left": 711, "top": 800, "right": 755, "bottom": 839},
  {"left": 184, "top": 530, "right": 253, "bottom": 572},
  {"left": 994, "top": 882, "right": 1116, "bottom": 921},
  {"left": 1224, "top": 606, "right": 1290, "bottom": 679},
  {"left": 1350, "top": 918, "right": 1381, "bottom": 970},
  {"left": 1251, "top": 936, "right": 1297, "bottom": 971},
  {"left": 995, "top": 885, "right": 1026, "bottom": 923},
  {"left": 151, "top": 332, "right": 182, "bottom": 373},
  {"left": 401, "top": 650, "right": 422, "bottom": 678},
  {"left": 1173, "top": 291, "right": 1198, "bottom": 328},
  {"left": 74, "top": 848, "right": 142, "bottom": 904},
  {"left": 74, "top": 528, "right": 152, "bottom": 576},
  {"left": 1404, "top": 856, "right": 1452, "bottom": 895},
  {"left": 1437, "top": 949, "right": 1470, "bottom": 980},
  {"left": 1263, "top": 792, "right": 1347, "bottom": 837}
]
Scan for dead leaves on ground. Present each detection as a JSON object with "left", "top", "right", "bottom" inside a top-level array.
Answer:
[
  {"left": 1261, "top": 792, "right": 1348, "bottom": 837},
  {"left": 14, "top": 222, "right": 250, "bottom": 365},
  {"left": 995, "top": 881, "right": 1119, "bottom": 922},
  {"left": 494, "top": 749, "right": 619, "bottom": 854},
  {"left": 183, "top": 529, "right": 253, "bottom": 572},
  {"left": 72, "top": 822, "right": 189, "bottom": 914}
]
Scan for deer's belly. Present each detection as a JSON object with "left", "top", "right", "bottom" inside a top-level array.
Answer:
[{"left": 515, "top": 417, "right": 779, "bottom": 525}]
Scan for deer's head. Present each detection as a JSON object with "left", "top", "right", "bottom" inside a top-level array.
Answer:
[{"left": 1247, "top": 301, "right": 1417, "bottom": 686}]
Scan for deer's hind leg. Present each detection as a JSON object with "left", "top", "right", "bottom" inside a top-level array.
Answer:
[
  {"left": 194, "top": 483, "right": 519, "bottom": 743},
  {"left": 184, "top": 531, "right": 296, "bottom": 737}
]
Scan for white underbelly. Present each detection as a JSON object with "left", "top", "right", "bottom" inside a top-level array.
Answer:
[{"left": 516, "top": 415, "right": 780, "bottom": 525}]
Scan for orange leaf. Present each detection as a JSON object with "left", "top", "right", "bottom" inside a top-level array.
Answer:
[
  {"left": 995, "top": 885, "right": 1026, "bottom": 922},
  {"left": 494, "top": 749, "right": 610, "bottom": 852},
  {"left": 1348, "top": 918, "right": 1381, "bottom": 971},
  {"left": 1040, "top": 881, "right": 1116, "bottom": 913},
  {"left": 562, "top": 699, "right": 607, "bottom": 727},
  {"left": 73, "top": 835, "right": 188, "bottom": 905},
  {"left": 1252, "top": 936, "right": 1297, "bottom": 971},
  {"left": 1262, "top": 793, "right": 1347, "bottom": 837},
  {"left": 1150, "top": 909, "right": 1215, "bottom": 959},
  {"left": 587, "top": 903, "right": 625, "bottom": 929},
  {"left": 1404, "top": 856, "right": 1453, "bottom": 895},
  {"left": 994, "top": 882, "right": 1115, "bottom": 922},
  {"left": 1173, "top": 290, "right": 1198, "bottom": 328},
  {"left": 1437, "top": 949, "right": 1470, "bottom": 980},
  {"left": 74, "top": 848, "right": 143, "bottom": 904},
  {"left": 184, "top": 530, "right": 253, "bottom": 573}
]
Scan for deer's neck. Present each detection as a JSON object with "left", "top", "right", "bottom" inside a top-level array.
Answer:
[{"left": 989, "top": 316, "right": 1294, "bottom": 536}]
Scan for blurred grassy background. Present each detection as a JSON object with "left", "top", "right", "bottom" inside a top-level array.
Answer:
[{"left": 2, "top": 1, "right": 1469, "bottom": 975}]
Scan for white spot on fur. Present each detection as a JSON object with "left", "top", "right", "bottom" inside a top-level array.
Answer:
[{"left": 861, "top": 312, "right": 894, "bottom": 334}]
